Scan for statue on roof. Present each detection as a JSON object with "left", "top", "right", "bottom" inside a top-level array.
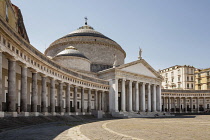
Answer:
[
  {"left": 113, "top": 54, "right": 117, "bottom": 68},
  {"left": 138, "top": 47, "right": 142, "bottom": 60}
]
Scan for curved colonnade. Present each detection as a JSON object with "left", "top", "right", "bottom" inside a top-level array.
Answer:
[
  {"left": 0, "top": 18, "right": 109, "bottom": 117},
  {"left": 162, "top": 90, "right": 210, "bottom": 113}
]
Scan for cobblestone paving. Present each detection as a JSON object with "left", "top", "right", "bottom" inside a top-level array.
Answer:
[
  {"left": 1, "top": 115, "right": 210, "bottom": 140},
  {"left": 105, "top": 115, "right": 210, "bottom": 140},
  {"left": 80, "top": 120, "right": 139, "bottom": 140}
]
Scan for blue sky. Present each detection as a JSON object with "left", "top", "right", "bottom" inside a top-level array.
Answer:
[{"left": 11, "top": 0, "right": 210, "bottom": 70}]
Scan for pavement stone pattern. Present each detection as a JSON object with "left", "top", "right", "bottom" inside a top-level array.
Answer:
[
  {"left": 0, "top": 115, "right": 210, "bottom": 140},
  {"left": 105, "top": 115, "right": 210, "bottom": 140}
]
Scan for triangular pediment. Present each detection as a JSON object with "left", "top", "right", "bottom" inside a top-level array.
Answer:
[{"left": 118, "top": 59, "right": 161, "bottom": 79}]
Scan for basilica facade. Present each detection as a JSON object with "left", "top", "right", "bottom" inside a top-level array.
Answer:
[{"left": 0, "top": 0, "right": 162, "bottom": 118}]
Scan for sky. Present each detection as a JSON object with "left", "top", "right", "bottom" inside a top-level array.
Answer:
[{"left": 11, "top": 0, "right": 210, "bottom": 70}]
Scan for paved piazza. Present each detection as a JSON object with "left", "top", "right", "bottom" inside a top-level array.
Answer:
[{"left": 1, "top": 115, "right": 209, "bottom": 140}]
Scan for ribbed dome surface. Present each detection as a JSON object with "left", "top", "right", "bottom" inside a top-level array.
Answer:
[
  {"left": 56, "top": 46, "right": 88, "bottom": 59},
  {"left": 61, "top": 25, "right": 114, "bottom": 42}
]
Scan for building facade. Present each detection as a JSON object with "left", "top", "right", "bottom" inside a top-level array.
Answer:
[
  {"left": 195, "top": 68, "right": 210, "bottom": 90},
  {"left": 160, "top": 65, "right": 196, "bottom": 90},
  {"left": 0, "top": 0, "right": 162, "bottom": 118}
]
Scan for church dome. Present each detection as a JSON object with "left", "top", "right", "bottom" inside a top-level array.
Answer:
[
  {"left": 45, "top": 20, "right": 126, "bottom": 72},
  {"left": 56, "top": 46, "right": 88, "bottom": 59},
  {"left": 53, "top": 46, "right": 91, "bottom": 71}
]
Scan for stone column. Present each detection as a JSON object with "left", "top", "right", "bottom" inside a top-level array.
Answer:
[
  {"left": 102, "top": 91, "right": 105, "bottom": 111},
  {"left": 8, "top": 58, "right": 16, "bottom": 112},
  {"left": 190, "top": 97, "right": 193, "bottom": 113},
  {"left": 135, "top": 82, "right": 139, "bottom": 112},
  {"left": 178, "top": 97, "right": 181, "bottom": 113},
  {"left": 197, "top": 97, "right": 199, "bottom": 112},
  {"left": 121, "top": 79, "right": 126, "bottom": 112},
  {"left": 31, "top": 72, "right": 38, "bottom": 112},
  {"left": 88, "top": 88, "right": 91, "bottom": 112},
  {"left": 95, "top": 90, "right": 98, "bottom": 110},
  {"left": 140, "top": 83, "right": 146, "bottom": 112},
  {"left": 163, "top": 97, "right": 165, "bottom": 112},
  {"left": 114, "top": 78, "right": 119, "bottom": 112},
  {"left": 58, "top": 82, "right": 63, "bottom": 113},
  {"left": 156, "top": 85, "right": 161, "bottom": 112},
  {"left": 50, "top": 78, "right": 55, "bottom": 113},
  {"left": 81, "top": 87, "right": 84, "bottom": 112},
  {"left": 203, "top": 97, "right": 206, "bottom": 111},
  {"left": 147, "top": 84, "right": 151, "bottom": 112},
  {"left": 41, "top": 76, "right": 47, "bottom": 112},
  {"left": 174, "top": 97, "right": 176, "bottom": 113},
  {"left": 20, "top": 65, "right": 27, "bottom": 112},
  {"left": 184, "top": 97, "right": 187, "bottom": 113},
  {"left": 66, "top": 83, "right": 70, "bottom": 113},
  {"left": 168, "top": 97, "right": 171, "bottom": 112},
  {"left": 74, "top": 86, "right": 77, "bottom": 112},
  {"left": 0, "top": 51, "right": 2, "bottom": 111},
  {"left": 128, "top": 80, "right": 133, "bottom": 112},
  {"left": 99, "top": 91, "right": 102, "bottom": 110},
  {"left": 152, "top": 84, "right": 156, "bottom": 112}
]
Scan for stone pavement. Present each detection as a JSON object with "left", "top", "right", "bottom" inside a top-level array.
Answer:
[{"left": 0, "top": 115, "right": 210, "bottom": 140}]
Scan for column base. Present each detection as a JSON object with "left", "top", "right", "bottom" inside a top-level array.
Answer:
[
  {"left": 50, "top": 112, "right": 56, "bottom": 116},
  {"left": 5, "top": 112, "right": 18, "bottom": 117},
  {"left": 0, "top": 112, "right": 4, "bottom": 118},
  {"left": 71, "top": 112, "right": 78, "bottom": 115},
  {"left": 41, "top": 112, "right": 49, "bottom": 116},
  {"left": 80, "top": 112, "right": 85, "bottom": 115},
  {"left": 64, "top": 112, "right": 72, "bottom": 115},
  {"left": 19, "top": 112, "right": 29, "bottom": 117},
  {"left": 60, "top": 112, "right": 64, "bottom": 116},
  {"left": 30, "top": 112, "right": 39, "bottom": 116}
]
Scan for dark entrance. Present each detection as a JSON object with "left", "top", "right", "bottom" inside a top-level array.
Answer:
[{"left": 118, "top": 92, "right": 121, "bottom": 111}]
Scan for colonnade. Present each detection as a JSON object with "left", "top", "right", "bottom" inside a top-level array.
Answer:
[
  {"left": 0, "top": 52, "right": 108, "bottom": 116},
  {"left": 115, "top": 78, "right": 162, "bottom": 112},
  {"left": 162, "top": 96, "right": 208, "bottom": 113}
]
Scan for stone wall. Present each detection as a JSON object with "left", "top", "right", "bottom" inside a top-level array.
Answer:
[
  {"left": 53, "top": 56, "right": 91, "bottom": 72},
  {"left": 45, "top": 36, "right": 125, "bottom": 68}
]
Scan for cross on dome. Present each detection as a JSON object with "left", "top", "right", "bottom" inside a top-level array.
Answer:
[{"left": 85, "top": 16, "right": 88, "bottom": 25}]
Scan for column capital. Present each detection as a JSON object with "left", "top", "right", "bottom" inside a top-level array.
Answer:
[
  {"left": 39, "top": 73, "right": 46, "bottom": 77},
  {"left": 30, "top": 69, "right": 37, "bottom": 73},
  {"left": 64, "top": 82, "right": 70, "bottom": 86},
  {"left": 135, "top": 81, "right": 138, "bottom": 85},
  {"left": 8, "top": 56, "right": 16, "bottom": 61},
  {"left": 49, "top": 77, "right": 55, "bottom": 80},
  {"left": 19, "top": 63, "right": 27, "bottom": 68},
  {"left": 129, "top": 79, "right": 133, "bottom": 82},
  {"left": 141, "top": 82, "right": 146, "bottom": 85}
]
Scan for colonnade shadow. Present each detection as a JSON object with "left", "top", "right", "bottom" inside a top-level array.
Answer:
[{"left": 0, "top": 115, "right": 117, "bottom": 140}]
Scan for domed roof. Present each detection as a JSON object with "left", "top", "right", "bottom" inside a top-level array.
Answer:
[
  {"left": 56, "top": 46, "right": 88, "bottom": 59},
  {"left": 60, "top": 24, "right": 115, "bottom": 42}
]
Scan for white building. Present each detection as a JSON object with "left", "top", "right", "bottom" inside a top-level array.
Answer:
[{"left": 160, "top": 65, "right": 196, "bottom": 90}]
